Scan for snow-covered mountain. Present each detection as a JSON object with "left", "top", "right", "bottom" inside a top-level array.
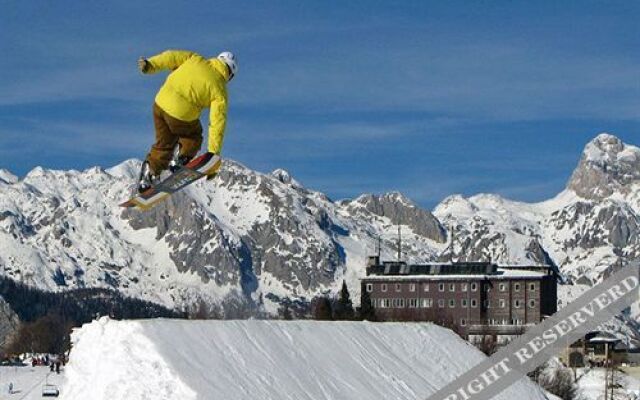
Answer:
[
  {"left": 435, "top": 133, "right": 639, "bottom": 288},
  {"left": 0, "top": 156, "right": 446, "bottom": 315},
  {"left": 0, "top": 133, "right": 637, "bottom": 319}
]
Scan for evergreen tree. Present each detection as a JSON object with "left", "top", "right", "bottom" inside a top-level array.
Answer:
[
  {"left": 281, "top": 303, "right": 293, "bottom": 320},
  {"left": 333, "top": 280, "right": 355, "bottom": 320},
  {"left": 312, "top": 296, "right": 333, "bottom": 320},
  {"left": 359, "top": 287, "right": 376, "bottom": 321}
]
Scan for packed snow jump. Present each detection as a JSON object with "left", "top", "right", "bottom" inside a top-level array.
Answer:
[{"left": 120, "top": 49, "right": 237, "bottom": 209}]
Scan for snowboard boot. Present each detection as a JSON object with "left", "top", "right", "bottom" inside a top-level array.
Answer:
[
  {"left": 168, "top": 144, "right": 193, "bottom": 173},
  {"left": 137, "top": 161, "right": 158, "bottom": 193}
]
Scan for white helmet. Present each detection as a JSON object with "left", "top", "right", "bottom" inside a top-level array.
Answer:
[{"left": 217, "top": 51, "right": 238, "bottom": 81}]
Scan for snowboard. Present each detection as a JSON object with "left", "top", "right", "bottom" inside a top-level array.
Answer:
[{"left": 120, "top": 152, "right": 222, "bottom": 211}]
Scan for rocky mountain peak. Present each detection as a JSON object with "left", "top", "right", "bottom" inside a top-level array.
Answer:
[
  {"left": 270, "top": 168, "right": 299, "bottom": 187},
  {"left": 350, "top": 192, "right": 447, "bottom": 243},
  {"left": 106, "top": 159, "right": 142, "bottom": 179},
  {"left": 0, "top": 169, "right": 18, "bottom": 185},
  {"left": 567, "top": 133, "right": 640, "bottom": 200}
]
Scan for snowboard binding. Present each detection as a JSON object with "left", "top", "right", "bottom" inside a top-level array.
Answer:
[
  {"left": 168, "top": 144, "right": 193, "bottom": 173},
  {"left": 137, "top": 161, "right": 158, "bottom": 193}
]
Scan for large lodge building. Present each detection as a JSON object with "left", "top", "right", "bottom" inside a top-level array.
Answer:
[{"left": 361, "top": 256, "right": 558, "bottom": 337}]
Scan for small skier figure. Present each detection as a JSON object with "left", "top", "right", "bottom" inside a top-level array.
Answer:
[
  {"left": 8, "top": 382, "right": 13, "bottom": 394},
  {"left": 136, "top": 49, "right": 237, "bottom": 192}
]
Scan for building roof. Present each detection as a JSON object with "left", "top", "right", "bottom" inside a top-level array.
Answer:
[
  {"left": 363, "top": 259, "right": 550, "bottom": 280},
  {"left": 362, "top": 268, "right": 547, "bottom": 281},
  {"left": 587, "top": 331, "right": 621, "bottom": 344}
]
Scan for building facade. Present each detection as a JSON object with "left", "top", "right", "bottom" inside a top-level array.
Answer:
[{"left": 361, "top": 257, "right": 558, "bottom": 337}]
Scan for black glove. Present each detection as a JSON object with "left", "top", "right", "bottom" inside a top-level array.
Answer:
[{"left": 137, "top": 57, "right": 151, "bottom": 74}]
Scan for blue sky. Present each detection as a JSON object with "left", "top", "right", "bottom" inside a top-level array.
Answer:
[{"left": 1, "top": 1, "right": 638, "bottom": 208}]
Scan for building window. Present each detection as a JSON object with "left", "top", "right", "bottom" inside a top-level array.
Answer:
[
  {"left": 409, "top": 283, "right": 416, "bottom": 292},
  {"left": 398, "top": 299, "right": 405, "bottom": 308},
  {"left": 438, "top": 299, "right": 445, "bottom": 308},
  {"left": 384, "top": 299, "right": 391, "bottom": 308},
  {"left": 471, "top": 299, "right": 477, "bottom": 308},
  {"left": 514, "top": 300, "right": 521, "bottom": 308},
  {"left": 529, "top": 283, "right": 536, "bottom": 291},
  {"left": 471, "top": 283, "right": 478, "bottom": 291},
  {"left": 499, "top": 299, "right": 506, "bottom": 308},
  {"left": 460, "top": 319, "right": 467, "bottom": 326},
  {"left": 514, "top": 283, "right": 521, "bottom": 292},
  {"left": 395, "top": 283, "right": 401, "bottom": 292},
  {"left": 499, "top": 283, "right": 506, "bottom": 292},
  {"left": 529, "top": 299, "right": 536, "bottom": 308},
  {"left": 423, "top": 283, "right": 429, "bottom": 292},
  {"left": 420, "top": 298, "right": 432, "bottom": 308},
  {"left": 449, "top": 299, "right": 455, "bottom": 308},
  {"left": 366, "top": 283, "right": 373, "bottom": 293},
  {"left": 381, "top": 284, "right": 387, "bottom": 292},
  {"left": 409, "top": 298, "right": 417, "bottom": 308},
  {"left": 461, "top": 299, "right": 468, "bottom": 308},
  {"left": 461, "top": 283, "right": 468, "bottom": 292},
  {"left": 438, "top": 283, "right": 445, "bottom": 292},
  {"left": 449, "top": 283, "right": 455, "bottom": 292}
]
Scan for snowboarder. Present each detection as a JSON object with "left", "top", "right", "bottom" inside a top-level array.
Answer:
[{"left": 136, "top": 49, "right": 238, "bottom": 192}]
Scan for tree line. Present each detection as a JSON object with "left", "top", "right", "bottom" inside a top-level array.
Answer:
[
  {"left": 0, "top": 275, "right": 182, "bottom": 355},
  {"left": 306, "top": 280, "right": 376, "bottom": 321}
]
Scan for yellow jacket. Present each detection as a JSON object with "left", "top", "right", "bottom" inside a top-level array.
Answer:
[{"left": 146, "top": 50, "right": 229, "bottom": 154}]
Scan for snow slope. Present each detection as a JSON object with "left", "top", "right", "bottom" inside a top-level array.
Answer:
[
  {"left": 61, "top": 318, "right": 553, "bottom": 400},
  {"left": 0, "top": 365, "right": 64, "bottom": 400}
]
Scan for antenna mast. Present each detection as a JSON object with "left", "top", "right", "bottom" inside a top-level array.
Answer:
[
  {"left": 397, "top": 225, "right": 402, "bottom": 262},
  {"left": 448, "top": 223, "right": 454, "bottom": 263}
]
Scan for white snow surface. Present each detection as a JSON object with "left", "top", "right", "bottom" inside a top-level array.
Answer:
[
  {"left": 60, "top": 318, "right": 553, "bottom": 400},
  {"left": 0, "top": 365, "right": 64, "bottom": 400},
  {"left": 576, "top": 367, "right": 640, "bottom": 400}
]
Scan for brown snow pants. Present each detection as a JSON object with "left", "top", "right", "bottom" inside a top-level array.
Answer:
[{"left": 146, "top": 103, "right": 203, "bottom": 174}]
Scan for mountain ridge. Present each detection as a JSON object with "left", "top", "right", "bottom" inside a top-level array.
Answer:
[{"left": 0, "top": 133, "right": 637, "bottom": 323}]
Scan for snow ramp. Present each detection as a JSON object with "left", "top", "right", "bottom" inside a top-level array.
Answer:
[{"left": 61, "top": 317, "right": 552, "bottom": 400}]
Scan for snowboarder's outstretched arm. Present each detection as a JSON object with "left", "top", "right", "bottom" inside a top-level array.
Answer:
[
  {"left": 139, "top": 50, "right": 196, "bottom": 74},
  {"left": 208, "top": 97, "right": 228, "bottom": 154}
]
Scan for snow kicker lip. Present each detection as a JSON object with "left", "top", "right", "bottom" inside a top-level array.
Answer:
[{"left": 120, "top": 153, "right": 222, "bottom": 211}]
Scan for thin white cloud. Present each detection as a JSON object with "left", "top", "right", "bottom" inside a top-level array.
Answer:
[{"left": 0, "top": 118, "right": 150, "bottom": 155}]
